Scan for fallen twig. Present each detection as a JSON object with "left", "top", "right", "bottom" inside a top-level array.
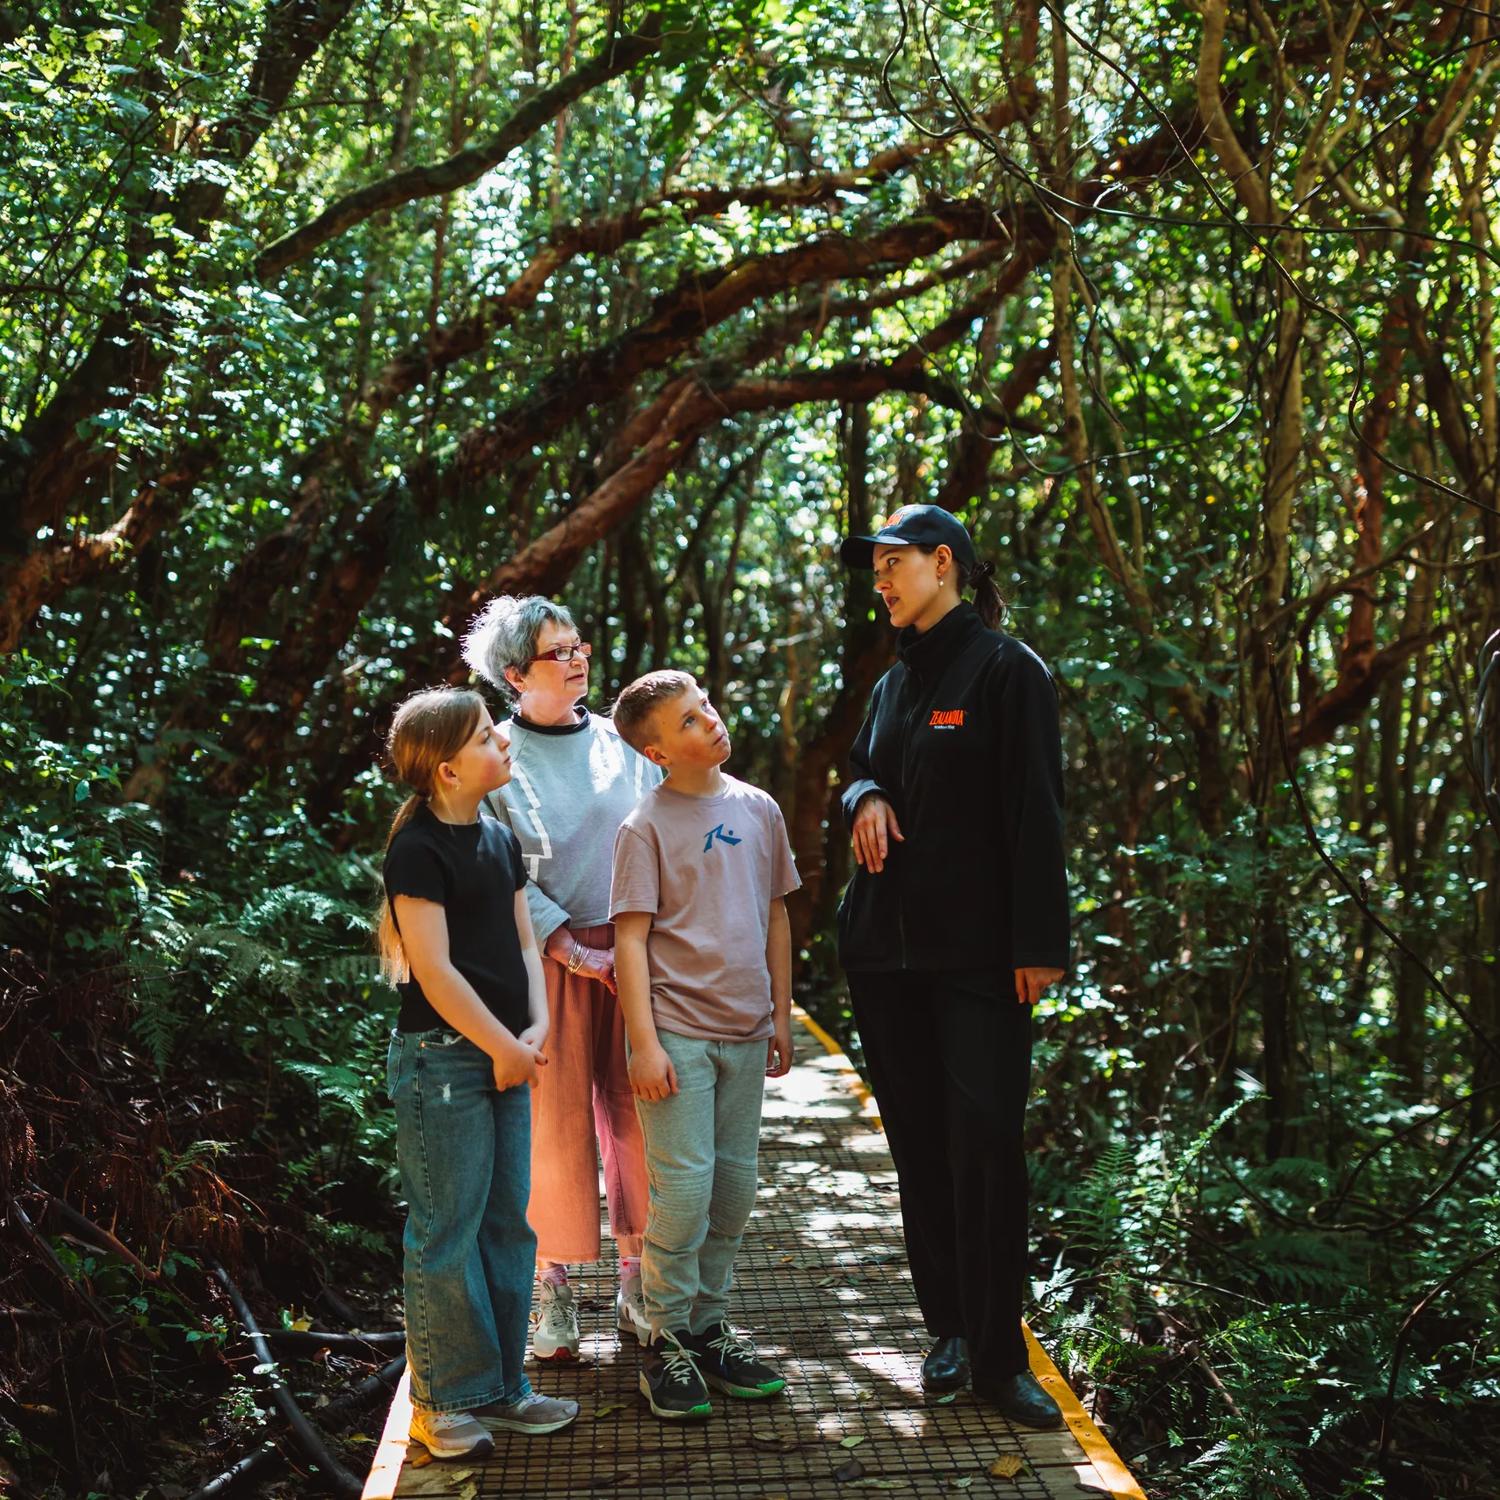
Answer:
[
  {"left": 265, "top": 1328, "right": 405, "bottom": 1354},
  {"left": 317, "top": 1286, "right": 366, "bottom": 1327},
  {"left": 36, "top": 1188, "right": 159, "bottom": 1281},
  {"left": 185, "top": 1354, "right": 404, "bottom": 1500},
  {"left": 208, "top": 1262, "right": 364, "bottom": 1499},
  {"left": 6, "top": 1195, "right": 116, "bottom": 1326}
]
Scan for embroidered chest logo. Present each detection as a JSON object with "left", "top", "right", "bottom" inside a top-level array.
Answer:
[
  {"left": 704, "top": 823, "right": 742, "bottom": 852},
  {"left": 928, "top": 709, "right": 967, "bottom": 730}
]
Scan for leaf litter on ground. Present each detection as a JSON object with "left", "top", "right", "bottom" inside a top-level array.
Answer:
[{"left": 749, "top": 1426, "right": 797, "bottom": 1451}]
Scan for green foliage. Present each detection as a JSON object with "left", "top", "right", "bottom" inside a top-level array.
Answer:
[{"left": 5, "top": 0, "right": 1500, "bottom": 1495}]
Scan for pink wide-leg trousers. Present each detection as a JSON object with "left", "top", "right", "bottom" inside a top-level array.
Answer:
[{"left": 527, "top": 923, "right": 650, "bottom": 1263}]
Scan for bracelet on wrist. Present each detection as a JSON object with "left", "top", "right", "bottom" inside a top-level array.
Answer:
[{"left": 566, "top": 942, "right": 586, "bottom": 974}]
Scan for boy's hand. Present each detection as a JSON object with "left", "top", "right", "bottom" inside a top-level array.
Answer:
[
  {"left": 1014, "top": 967, "right": 1065, "bottom": 1005},
  {"left": 492, "top": 1038, "right": 546, "bottom": 1092},
  {"left": 851, "top": 794, "right": 904, "bottom": 873},
  {"left": 629, "top": 1042, "right": 678, "bottom": 1101},
  {"left": 766, "top": 1020, "right": 794, "bottom": 1078}
]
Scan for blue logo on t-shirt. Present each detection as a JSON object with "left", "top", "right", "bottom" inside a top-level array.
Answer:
[{"left": 703, "top": 824, "right": 742, "bottom": 853}]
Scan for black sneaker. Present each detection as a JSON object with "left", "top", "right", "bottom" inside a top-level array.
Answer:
[
  {"left": 688, "top": 1320, "right": 786, "bottom": 1399},
  {"left": 639, "top": 1330, "right": 713, "bottom": 1421}
]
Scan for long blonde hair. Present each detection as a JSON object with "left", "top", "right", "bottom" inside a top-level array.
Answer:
[{"left": 376, "top": 687, "right": 487, "bottom": 984}]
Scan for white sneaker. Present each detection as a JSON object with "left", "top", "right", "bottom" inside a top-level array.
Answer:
[
  {"left": 479, "top": 1389, "right": 580, "bottom": 1434},
  {"left": 616, "top": 1273, "right": 650, "bottom": 1346},
  {"left": 409, "top": 1408, "right": 495, "bottom": 1460},
  {"left": 532, "top": 1279, "right": 580, "bottom": 1360}
]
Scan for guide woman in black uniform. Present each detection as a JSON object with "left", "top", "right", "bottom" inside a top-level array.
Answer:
[{"left": 837, "top": 505, "right": 1069, "bottom": 1429}]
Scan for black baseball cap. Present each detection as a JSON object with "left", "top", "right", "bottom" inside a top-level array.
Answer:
[{"left": 839, "top": 503, "right": 977, "bottom": 570}]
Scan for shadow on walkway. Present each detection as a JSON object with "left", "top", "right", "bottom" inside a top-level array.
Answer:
[{"left": 363, "top": 1015, "right": 1143, "bottom": 1499}]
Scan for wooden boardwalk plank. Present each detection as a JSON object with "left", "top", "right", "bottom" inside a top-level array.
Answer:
[{"left": 364, "top": 1011, "right": 1144, "bottom": 1500}]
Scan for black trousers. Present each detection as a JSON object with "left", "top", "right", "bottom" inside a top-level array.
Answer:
[{"left": 848, "top": 969, "right": 1033, "bottom": 1384}]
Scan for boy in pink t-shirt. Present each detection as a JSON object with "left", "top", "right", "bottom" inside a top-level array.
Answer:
[{"left": 609, "top": 670, "right": 800, "bottom": 1422}]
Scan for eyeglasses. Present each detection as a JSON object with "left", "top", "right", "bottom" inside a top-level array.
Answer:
[{"left": 523, "top": 641, "right": 593, "bottom": 665}]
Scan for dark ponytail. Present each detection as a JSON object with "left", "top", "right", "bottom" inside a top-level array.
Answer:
[{"left": 961, "top": 558, "right": 1006, "bottom": 630}]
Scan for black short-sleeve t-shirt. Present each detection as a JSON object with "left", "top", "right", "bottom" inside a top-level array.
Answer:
[{"left": 382, "top": 802, "right": 531, "bottom": 1035}]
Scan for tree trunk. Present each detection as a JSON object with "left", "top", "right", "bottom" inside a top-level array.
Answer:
[
  {"left": 786, "top": 393, "right": 885, "bottom": 962},
  {"left": 1257, "top": 876, "right": 1298, "bottom": 1160}
]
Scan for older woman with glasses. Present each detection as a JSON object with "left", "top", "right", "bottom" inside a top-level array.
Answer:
[{"left": 462, "top": 596, "right": 661, "bottom": 1362}]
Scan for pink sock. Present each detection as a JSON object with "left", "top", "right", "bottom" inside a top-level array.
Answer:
[
  {"left": 619, "top": 1256, "right": 641, "bottom": 1284},
  {"left": 538, "top": 1262, "right": 569, "bottom": 1287}
]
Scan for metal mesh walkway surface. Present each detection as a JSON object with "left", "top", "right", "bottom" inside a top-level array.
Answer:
[{"left": 363, "top": 1012, "right": 1144, "bottom": 1500}]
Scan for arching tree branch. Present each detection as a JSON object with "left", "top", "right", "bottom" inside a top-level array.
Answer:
[
  {"left": 0, "top": 0, "right": 357, "bottom": 542},
  {"left": 254, "top": 11, "right": 664, "bottom": 279}
]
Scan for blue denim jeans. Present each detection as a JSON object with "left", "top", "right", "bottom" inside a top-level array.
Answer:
[
  {"left": 387, "top": 1028, "right": 536, "bottom": 1414},
  {"left": 632, "top": 1031, "right": 766, "bottom": 1338}
]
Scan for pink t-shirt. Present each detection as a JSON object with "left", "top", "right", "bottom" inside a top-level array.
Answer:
[{"left": 610, "top": 774, "right": 801, "bottom": 1041}]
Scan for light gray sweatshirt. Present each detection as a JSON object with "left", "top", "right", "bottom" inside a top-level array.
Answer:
[{"left": 485, "top": 710, "right": 662, "bottom": 944}]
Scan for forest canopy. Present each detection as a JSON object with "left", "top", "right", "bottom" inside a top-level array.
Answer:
[{"left": 2, "top": 0, "right": 1499, "bottom": 1496}]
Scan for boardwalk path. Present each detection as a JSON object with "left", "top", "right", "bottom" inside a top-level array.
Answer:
[{"left": 363, "top": 1011, "right": 1144, "bottom": 1500}]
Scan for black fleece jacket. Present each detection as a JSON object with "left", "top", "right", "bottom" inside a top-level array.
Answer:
[{"left": 836, "top": 602, "right": 1070, "bottom": 975}]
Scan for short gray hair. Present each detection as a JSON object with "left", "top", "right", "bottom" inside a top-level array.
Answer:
[{"left": 461, "top": 595, "right": 576, "bottom": 700}]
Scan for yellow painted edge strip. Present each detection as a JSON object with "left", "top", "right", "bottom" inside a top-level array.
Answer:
[
  {"left": 795, "top": 1002, "right": 881, "bottom": 1126},
  {"left": 792, "top": 1003, "right": 1148, "bottom": 1500},
  {"left": 361, "top": 1364, "right": 412, "bottom": 1500},
  {"left": 362, "top": 1007, "right": 1146, "bottom": 1500},
  {"left": 1024, "top": 1326, "right": 1148, "bottom": 1500}
]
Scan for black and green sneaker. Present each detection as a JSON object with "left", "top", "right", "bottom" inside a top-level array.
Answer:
[
  {"left": 689, "top": 1321, "right": 786, "bottom": 1399},
  {"left": 639, "top": 1330, "right": 713, "bottom": 1421}
]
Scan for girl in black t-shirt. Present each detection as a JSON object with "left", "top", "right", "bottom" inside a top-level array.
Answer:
[{"left": 377, "top": 687, "right": 580, "bottom": 1459}]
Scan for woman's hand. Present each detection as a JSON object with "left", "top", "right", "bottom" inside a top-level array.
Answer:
[
  {"left": 851, "top": 794, "right": 904, "bottom": 873},
  {"left": 517, "top": 1020, "right": 549, "bottom": 1054},
  {"left": 629, "top": 1041, "right": 678, "bottom": 1101},
  {"left": 576, "top": 945, "right": 616, "bottom": 993},
  {"left": 492, "top": 1037, "right": 546, "bottom": 1091},
  {"left": 545, "top": 929, "right": 618, "bottom": 992},
  {"left": 1014, "top": 967, "right": 1065, "bottom": 1006}
]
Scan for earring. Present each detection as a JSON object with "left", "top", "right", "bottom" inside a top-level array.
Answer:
[{"left": 939, "top": 576, "right": 946, "bottom": 586}]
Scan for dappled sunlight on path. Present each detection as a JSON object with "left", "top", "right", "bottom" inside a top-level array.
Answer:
[{"left": 364, "top": 1017, "right": 1142, "bottom": 1499}]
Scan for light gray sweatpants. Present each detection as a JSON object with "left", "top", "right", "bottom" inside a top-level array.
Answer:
[{"left": 632, "top": 1030, "right": 766, "bottom": 1338}]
